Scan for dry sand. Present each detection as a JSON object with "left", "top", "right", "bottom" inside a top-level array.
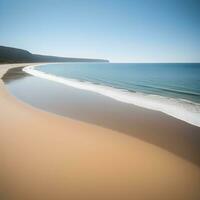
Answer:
[{"left": 1, "top": 63, "right": 200, "bottom": 200}]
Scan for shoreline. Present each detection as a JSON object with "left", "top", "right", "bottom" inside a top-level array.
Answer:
[
  {"left": 23, "top": 64, "right": 200, "bottom": 127},
  {"left": 1, "top": 63, "right": 200, "bottom": 200}
]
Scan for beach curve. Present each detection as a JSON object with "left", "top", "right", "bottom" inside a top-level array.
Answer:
[{"left": 1, "top": 63, "right": 200, "bottom": 200}]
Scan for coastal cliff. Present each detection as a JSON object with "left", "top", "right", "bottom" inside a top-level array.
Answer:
[{"left": 0, "top": 46, "right": 109, "bottom": 63}]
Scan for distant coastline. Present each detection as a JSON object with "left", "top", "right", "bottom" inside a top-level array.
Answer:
[{"left": 0, "top": 46, "right": 109, "bottom": 64}]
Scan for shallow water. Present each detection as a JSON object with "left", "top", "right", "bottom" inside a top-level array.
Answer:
[{"left": 38, "top": 63, "right": 200, "bottom": 103}]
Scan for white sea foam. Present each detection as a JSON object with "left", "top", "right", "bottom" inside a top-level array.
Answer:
[{"left": 23, "top": 65, "right": 200, "bottom": 127}]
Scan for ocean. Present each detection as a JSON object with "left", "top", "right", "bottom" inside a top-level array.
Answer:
[{"left": 23, "top": 63, "right": 200, "bottom": 127}]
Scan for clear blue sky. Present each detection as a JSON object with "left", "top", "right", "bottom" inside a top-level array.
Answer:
[{"left": 0, "top": 0, "right": 200, "bottom": 62}]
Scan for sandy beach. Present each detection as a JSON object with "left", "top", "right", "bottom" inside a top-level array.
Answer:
[{"left": 1, "top": 63, "right": 200, "bottom": 200}]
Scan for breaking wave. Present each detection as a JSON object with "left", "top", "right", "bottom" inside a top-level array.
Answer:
[{"left": 23, "top": 65, "right": 200, "bottom": 127}]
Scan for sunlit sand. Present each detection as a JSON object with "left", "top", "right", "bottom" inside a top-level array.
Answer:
[{"left": 1, "top": 64, "right": 200, "bottom": 200}]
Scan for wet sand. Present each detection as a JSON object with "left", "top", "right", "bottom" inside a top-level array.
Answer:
[
  {"left": 3, "top": 66, "right": 200, "bottom": 166},
  {"left": 1, "top": 64, "right": 200, "bottom": 200}
]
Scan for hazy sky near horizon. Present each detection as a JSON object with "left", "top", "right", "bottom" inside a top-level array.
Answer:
[{"left": 0, "top": 0, "right": 200, "bottom": 62}]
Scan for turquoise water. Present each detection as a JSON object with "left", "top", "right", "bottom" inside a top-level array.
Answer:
[{"left": 37, "top": 63, "right": 200, "bottom": 103}]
